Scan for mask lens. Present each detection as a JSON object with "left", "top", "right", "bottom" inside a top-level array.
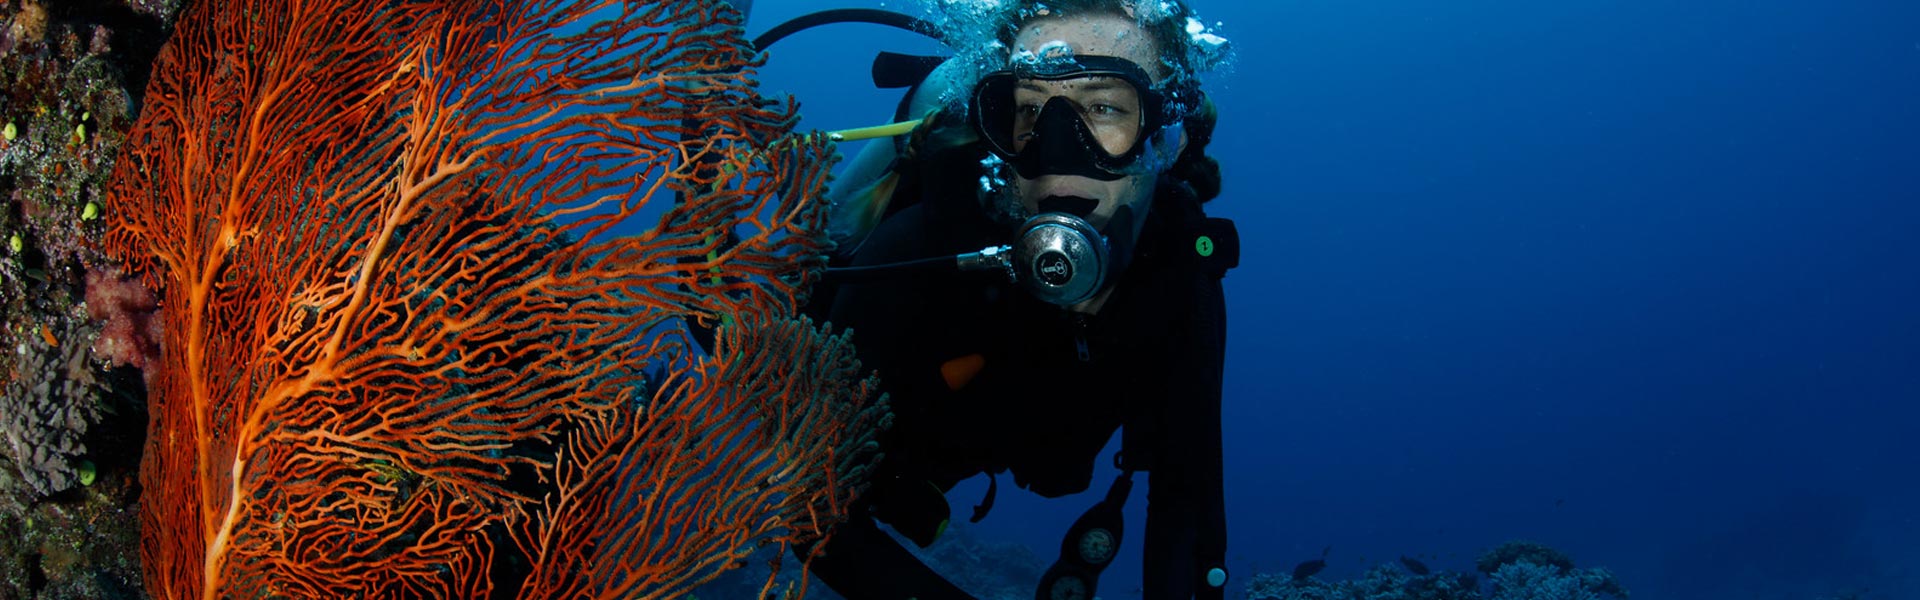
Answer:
[
  {"left": 973, "top": 58, "right": 1166, "bottom": 178},
  {"left": 975, "top": 73, "right": 1023, "bottom": 155},
  {"left": 1008, "top": 76, "right": 1144, "bottom": 157}
]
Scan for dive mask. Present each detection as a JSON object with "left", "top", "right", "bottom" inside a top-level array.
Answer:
[{"left": 971, "top": 54, "right": 1191, "bottom": 181}]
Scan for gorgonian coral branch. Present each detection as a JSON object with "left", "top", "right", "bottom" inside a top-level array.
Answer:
[{"left": 101, "top": 0, "right": 881, "bottom": 598}]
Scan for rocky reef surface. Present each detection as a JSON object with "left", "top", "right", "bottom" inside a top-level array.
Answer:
[{"left": 1, "top": 0, "right": 178, "bottom": 597}]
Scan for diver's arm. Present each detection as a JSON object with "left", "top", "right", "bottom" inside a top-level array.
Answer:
[
  {"left": 1140, "top": 273, "right": 1229, "bottom": 600},
  {"left": 806, "top": 512, "right": 979, "bottom": 600},
  {"left": 807, "top": 197, "right": 987, "bottom": 600}
]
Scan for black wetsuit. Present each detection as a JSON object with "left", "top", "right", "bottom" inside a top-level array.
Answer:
[{"left": 804, "top": 144, "right": 1231, "bottom": 600}]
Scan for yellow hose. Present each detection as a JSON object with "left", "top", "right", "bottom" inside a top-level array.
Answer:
[{"left": 826, "top": 118, "right": 924, "bottom": 142}]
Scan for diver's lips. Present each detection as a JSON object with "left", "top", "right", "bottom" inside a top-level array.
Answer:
[{"left": 1038, "top": 195, "right": 1100, "bottom": 218}]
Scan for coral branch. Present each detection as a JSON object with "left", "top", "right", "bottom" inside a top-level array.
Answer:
[{"left": 100, "top": 0, "right": 882, "bottom": 597}]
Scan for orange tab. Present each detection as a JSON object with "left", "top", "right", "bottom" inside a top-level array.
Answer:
[{"left": 939, "top": 353, "right": 986, "bottom": 391}]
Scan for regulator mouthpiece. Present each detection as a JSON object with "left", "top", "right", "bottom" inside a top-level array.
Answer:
[{"left": 1013, "top": 213, "right": 1109, "bottom": 307}]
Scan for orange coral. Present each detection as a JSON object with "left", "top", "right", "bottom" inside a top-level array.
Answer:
[{"left": 100, "top": 0, "right": 882, "bottom": 598}]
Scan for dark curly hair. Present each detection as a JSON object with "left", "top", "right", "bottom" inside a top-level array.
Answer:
[
  {"left": 1168, "top": 96, "right": 1220, "bottom": 202},
  {"left": 989, "top": 0, "right": 1199, "bottom": 82}
]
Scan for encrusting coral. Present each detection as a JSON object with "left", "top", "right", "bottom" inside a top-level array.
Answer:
[
  {"left": 0, "top": 319, "right": 100, "bottom": 499},
  {"left": 1246, "top": 541, "right": 1628, "bottom": 600},
  {"left": 1247, "top": 564, "right": 1479, "bottom": 600},
  {"left": 0, "top": 0, "right": 175, "bottom": 595},
  {"left": 1476, "top": 540, "right": 1576, "bottom": 574}
]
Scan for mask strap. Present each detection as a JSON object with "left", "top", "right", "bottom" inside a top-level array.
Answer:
[{"left": 1130, "top": 119, "right": 1186, "bottom": 176}]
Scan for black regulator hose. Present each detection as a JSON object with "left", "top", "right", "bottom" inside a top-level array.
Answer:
[
  {"left": 750, "top": 8, "right": 946, "bottom": 51},
  {"left": 821, "top": 255, "right": 963, "bottom": 283}
]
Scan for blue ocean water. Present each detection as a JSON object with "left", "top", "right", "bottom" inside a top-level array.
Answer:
[{"left": 745, "top": 1, "right": 1920, "bottom": 598}]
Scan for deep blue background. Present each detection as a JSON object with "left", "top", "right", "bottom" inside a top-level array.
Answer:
[{"left": 744, "top": 1, "right": 1920, "bottom": 598}]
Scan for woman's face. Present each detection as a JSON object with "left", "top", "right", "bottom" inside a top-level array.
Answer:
[{"left": 1006, "top": 11, "right": 1177, "bottom": 234}]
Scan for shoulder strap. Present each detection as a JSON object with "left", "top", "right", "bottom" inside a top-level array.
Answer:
[{"left": 1189, "top": 217, "right": 1240, "bottom": 278}]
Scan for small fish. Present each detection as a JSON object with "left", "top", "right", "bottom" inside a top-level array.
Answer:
[
  {"left": 1291, "top": 559, "right": 1325, "bottom": 580},
  {"left": 1399, "top": 555, "right": 1430, "bottom": 575},
  {"left": 1292, "top": 545, "right": 1331, "bottom": 580}
]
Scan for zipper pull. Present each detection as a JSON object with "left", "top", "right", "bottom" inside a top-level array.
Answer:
[{"left": 1071, "top": 314, "right": 1092, "bottom": 362}]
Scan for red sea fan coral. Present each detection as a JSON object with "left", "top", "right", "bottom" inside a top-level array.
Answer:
[{"left": 99, "top": 0, "right": 884, "bottom": 598}]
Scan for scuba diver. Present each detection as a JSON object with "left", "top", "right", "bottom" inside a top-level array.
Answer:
[{"left": 754, "top": 0, "right": 1239, "bottom": 598}]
